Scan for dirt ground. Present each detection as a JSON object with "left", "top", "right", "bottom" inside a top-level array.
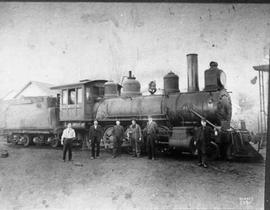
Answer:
[{"left": 0, "top": 137, "right": 265, "bottom": 210}]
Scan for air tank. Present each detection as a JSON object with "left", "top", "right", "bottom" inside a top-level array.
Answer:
[
  {"left": 163, "top": 71, "right": 180, "bottom": 94},
  {"left": 121, "top": 71, "right": 142, "bottom": 97}
]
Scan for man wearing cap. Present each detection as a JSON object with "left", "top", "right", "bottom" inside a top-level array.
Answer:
[
  {"left": 196, "top": 118, "right": 212, "bottom": 168},
  {"left": 112, "top": 120, "right": 125, "bottom": 158},
  {"left": 145, "top": 116, "right": 159, "bottom": 160},
  {"left": 128, "top": 119, "right": 142, "bottom": 158},
  {"left": 61, "top": 123, "right": 76, "bottom": 162},
  {"left": 89, "top": 120, "right": 103, "bottom": 159}
]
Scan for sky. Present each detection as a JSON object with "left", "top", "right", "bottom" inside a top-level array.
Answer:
[{"left": 0, "top": 2, "right": 269, "bottom": 130}]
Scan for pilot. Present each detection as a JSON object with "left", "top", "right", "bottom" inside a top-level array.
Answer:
[{"left": 89, "top": 120, "right": 103, "bottom": 159}]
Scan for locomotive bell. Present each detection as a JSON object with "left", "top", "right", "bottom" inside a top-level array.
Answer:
[
  {"left": 163, "top": 71, "right": 180, "bottom": 94},
  {"left": 121, "top": 71, "right": 142, "bottom": 97}
]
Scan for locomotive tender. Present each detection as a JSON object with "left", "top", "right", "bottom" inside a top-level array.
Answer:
[{"left": 3, "top": 54, "right": 261, "bottom": 160}]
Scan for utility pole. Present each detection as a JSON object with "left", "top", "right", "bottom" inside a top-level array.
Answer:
[{"left": 265, "top": 48, "right": 270, "bottom": 210}]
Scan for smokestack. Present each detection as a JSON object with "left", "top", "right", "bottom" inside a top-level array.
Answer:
[
  {"left": 187, "top": 54, "right": 199, "bottom": 92},
  {"left": 128, "top": 71, "right": 132, "bottom": 78}
]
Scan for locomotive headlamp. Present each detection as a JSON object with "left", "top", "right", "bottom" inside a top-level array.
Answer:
[
  {"left": 148, "top": 81, "right": 157, "bottom": 95},
  {"left": 219, "top": 71, "right": 226, "bottom": 87}
]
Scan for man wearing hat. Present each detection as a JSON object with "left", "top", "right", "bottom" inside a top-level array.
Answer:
[{"left": 196, "top": 118, "right": 212, "bottom": 168}]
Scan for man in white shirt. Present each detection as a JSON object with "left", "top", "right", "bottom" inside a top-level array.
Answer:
[{"left": 61, "top": 123, "right": 76, "bottom": 162}]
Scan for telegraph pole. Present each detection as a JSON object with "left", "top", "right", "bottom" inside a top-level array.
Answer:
[{"left": 265, "top": 48, "right": 270, "bottom": 210}]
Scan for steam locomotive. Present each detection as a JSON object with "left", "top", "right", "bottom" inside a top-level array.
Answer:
[{"left": 2, "top": 54, "right": 262, "bottom": 160}]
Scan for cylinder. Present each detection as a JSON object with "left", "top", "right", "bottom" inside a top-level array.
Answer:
[{"left": 187, "top": 54, "right": 199, "bottom": 92}]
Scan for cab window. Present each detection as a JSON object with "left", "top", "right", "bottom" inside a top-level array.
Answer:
[
  {"left": 77, "top": 88, "right": 82, "bottom": 104},
  {"left": 62, "top": 90, "right": 68, "bottom": 105},
  {"left": 86, "top": 87, "right": 91, "bottom": 101},
  {"left": 68, "top": 89, "right": 76, "bottom": 104}
]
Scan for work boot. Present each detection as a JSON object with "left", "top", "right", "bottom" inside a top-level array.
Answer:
[
  {"left": 198, "top": 162, "right": 203, "bottom": 167},
  {"left": 202, "top": 163, "right": 208, "bottom": 168}
]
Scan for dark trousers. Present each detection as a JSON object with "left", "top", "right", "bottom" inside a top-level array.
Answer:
[
  {"left": 113, "top": 136, "right": 122, "bottom": 157},
  {"left": 197, "top": 141, "right": 207, "bottom": 164},
  {"left": 131, "top": 137, "right": 141, "bottom": 156},
  {"left": 63, "top": 138, "right": 73, "bottom": 161},
  {"left": 91, "top": 136, "right": 100, "bottom": 158},
  {"left": 147, "top": 135, "right": 156, "bottom": 159}
]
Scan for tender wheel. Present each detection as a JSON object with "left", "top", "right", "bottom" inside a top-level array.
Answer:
[
  {"left": 10, "top": 135, "right": 18, "bottom": 145},
  {"left": 23, "top": 135, "right": 31, "bottom": 147},
  {"left": 50, "top": 137, "right": 60, "bottom": 148}
]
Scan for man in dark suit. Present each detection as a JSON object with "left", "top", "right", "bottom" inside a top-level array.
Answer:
[
  {"left": 112, "top": 120, "right": 124, "bottom": 158},
  {"left": 196, "top": 118, "right": 212, "bottom": 168},
  {"left": 89, "top": 120, "right": 103, "bottom": 159},
  {"left": 145, "top": 116, "right": 159, "bottom": 160}
]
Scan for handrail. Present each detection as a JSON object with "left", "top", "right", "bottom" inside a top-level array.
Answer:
[{"left": 188, "top": 108, "right": 219, "bottom": 130}]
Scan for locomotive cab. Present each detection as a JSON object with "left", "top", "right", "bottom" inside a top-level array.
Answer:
[{"left": 51, "top": 79, "right": 107, "bottom": 123}]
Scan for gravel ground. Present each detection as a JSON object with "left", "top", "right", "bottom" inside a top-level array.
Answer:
[{"left": 0, "top": 138, "right": 265, "bottom": 210}]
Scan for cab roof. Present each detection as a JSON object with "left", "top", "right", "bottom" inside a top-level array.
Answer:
[{"left": 50, "top": 80, "right": 108, "bottom": 90}]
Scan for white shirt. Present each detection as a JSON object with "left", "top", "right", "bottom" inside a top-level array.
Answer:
[{"left": 61, "top": 128, "right": 76, "bottom": 140}]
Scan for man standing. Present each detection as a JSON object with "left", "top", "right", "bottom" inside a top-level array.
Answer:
[
  {"left": 128, "top": 119, "right": 142, "bottom": 158},
  {"left": 196, "top": 118, "right": 212, "bottom": 168},
  {"left": 89, "top": 120, "right": 103, "bottom": 159},
  {"left": 112, "top": 120, "right": 124, "bottom": 158},
  {"left": 61, "top": 123, "right": 76, "bottom": 162},
  {"left": 145, "top": 116, "right": 159, "bottom": 160}
]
